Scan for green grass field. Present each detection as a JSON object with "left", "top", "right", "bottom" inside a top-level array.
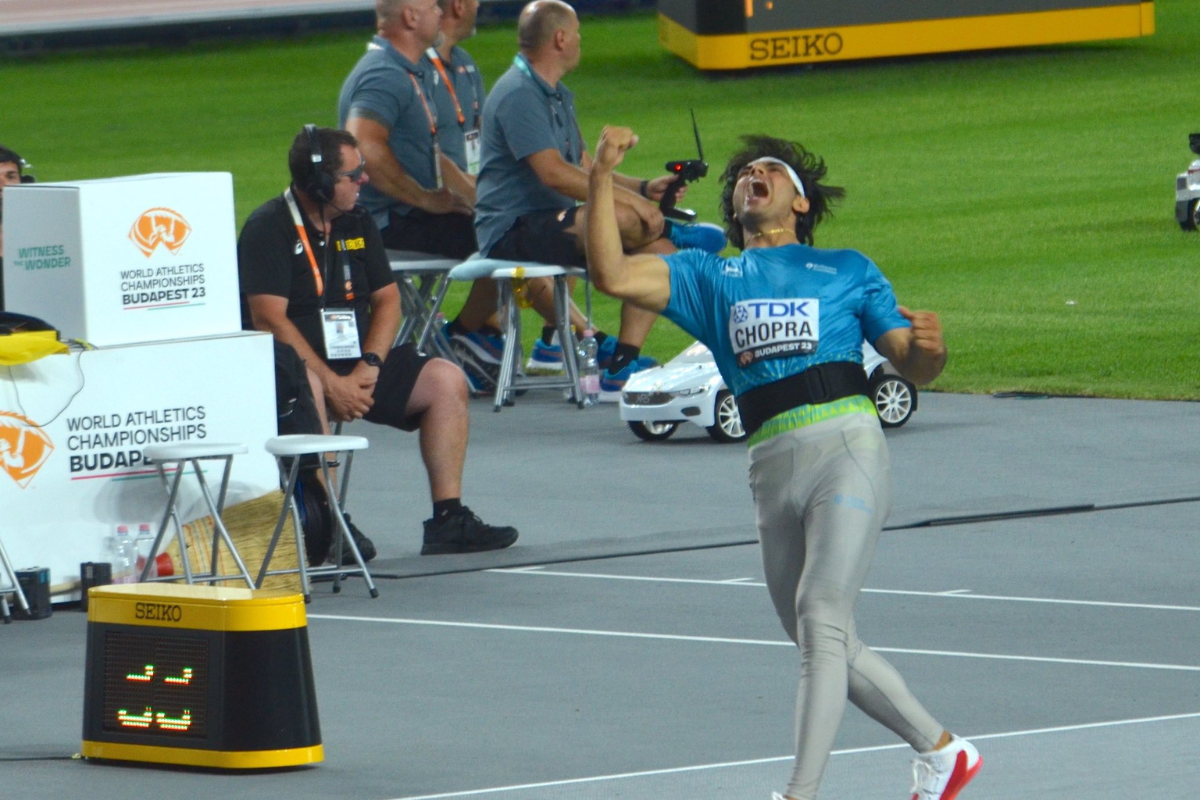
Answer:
[{"left": 4, "top": 1, "right": 1198, "bottom": 398}]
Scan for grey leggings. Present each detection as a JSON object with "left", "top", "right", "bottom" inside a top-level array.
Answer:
[{"left": 748, "top": 413, "right": 944, "bottom": 800}]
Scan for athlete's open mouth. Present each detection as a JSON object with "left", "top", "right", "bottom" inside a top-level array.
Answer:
[{"left": 749, "top": 178, "right": 769, "bottom": 198}]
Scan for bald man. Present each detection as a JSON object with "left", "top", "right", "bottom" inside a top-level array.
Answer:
[{"left": 473, "top": 0, "right": 726, "bottom": 399}]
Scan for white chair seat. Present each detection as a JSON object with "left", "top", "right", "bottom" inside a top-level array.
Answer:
[
  {"left": 387, "top": 249, "right": 460, "bottom": 273},
  {"left": 144, "top": 442, "right": 248, "bottom": 461},
  {"left": 450, "top": 258, "right": 572, "bottom": 282},
  {"left": 265, "top": 434, "right": 370, "bottom": 457}
]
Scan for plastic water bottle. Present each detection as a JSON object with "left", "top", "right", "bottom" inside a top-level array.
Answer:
[
  {"left": 111, "top": 525, "right": 137, "bottom": 584},
  {"left": 134, "top": 523, "right": 156, "bottom": 580},
  {"left": 578, "top": 329, "right": 600, "bottom": 407}
]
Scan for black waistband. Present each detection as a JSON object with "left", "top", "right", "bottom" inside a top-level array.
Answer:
[{"left": 736, "top": 361, "right": 870, "bottom": 437}]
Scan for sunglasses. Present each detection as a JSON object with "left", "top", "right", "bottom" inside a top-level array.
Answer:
[{"left": 337, "top": 160, "right": 367, "bottom": 182}]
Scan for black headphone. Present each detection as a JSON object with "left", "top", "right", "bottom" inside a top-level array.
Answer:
[
  {"left": 302, "top": 124, "right": 335, "bottom": 204},
  {"left": 0, "top": 146, "right": 34, "bottom": 183}
]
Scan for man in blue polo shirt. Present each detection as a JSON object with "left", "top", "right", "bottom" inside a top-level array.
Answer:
[
  {"left": 585, "top": 126, "right": 981, "bottom": 800},
  {"left": 474, "top": 0, "right": 725, "bottom": 399},
  {"left": 339, "top": 0, "right": 501, "bottom": 382}
]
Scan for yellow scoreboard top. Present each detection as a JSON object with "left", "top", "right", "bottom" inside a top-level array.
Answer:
[
  {"left": 87, "top": 583, "right": 307, "bottom": 632},
  {"left": 657, "top": 0, "right": 1155, "bottom": 70}
]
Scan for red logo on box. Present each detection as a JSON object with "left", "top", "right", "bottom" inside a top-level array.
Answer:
[{"left": 129, "top": 208, "right": 192, "bottom": 257}]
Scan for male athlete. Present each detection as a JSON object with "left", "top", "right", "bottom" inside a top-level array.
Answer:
[{"left": 585, "top": 126, "right": 980, "bottom": 800}]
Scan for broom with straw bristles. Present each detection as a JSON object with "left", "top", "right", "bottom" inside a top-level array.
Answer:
[{"left": 163, "top": 489, "right": 303, "bottom": 593}]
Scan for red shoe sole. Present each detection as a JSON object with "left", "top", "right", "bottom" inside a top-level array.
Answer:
[{"left": 940, "top": 750, "right": 982, "bottom": 800}]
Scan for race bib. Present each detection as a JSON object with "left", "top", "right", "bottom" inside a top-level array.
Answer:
[
  {"left": 465, "top": 129, "right": 481, "bottom": 175},
  {"left": 322, "top": 308, "right": 362, "bottom": 361},
  {"left": 729, "top": 298, "right": 819, "bottom": 367}
]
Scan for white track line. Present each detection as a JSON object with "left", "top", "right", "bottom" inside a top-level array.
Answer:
[
  {"left": 486, "top": 567, "right": 1200, "bottom": 613},
  {"left": 378, "top": 711, "right": 1200, "bottom": 800},
  {"left": 307, "top": 614, "right": 1200, "bottom": 672}
]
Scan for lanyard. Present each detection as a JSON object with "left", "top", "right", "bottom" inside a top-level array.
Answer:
[
  {"left": 513, "top": 53, "right": 534, "bottom": 80},
  {"left": 283, "top": 188, "right": 355, "bottom": 303},
  {"left": 426, "top": 48, "right": 466, "bottom": 126},
  {"left": 408, "top": 71, "right": 444, "bottom": 187},
  {"left": 284, "top": 188, "right": 324, "bottom": 299},
  {"left": 408, "top": 72, "right": 438, "bottom": 136},
  {"left": 512, "top": 54, "right": 580, "bottom": 163}
]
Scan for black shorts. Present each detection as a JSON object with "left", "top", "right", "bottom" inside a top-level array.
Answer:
[
  {"left": 383, "top": 209, "right": 478, "bottom": 260},
  {"left": 274, "top": 341, "right": 322, "bottom": 437},
  {"left": 331, "top": 342, "right": 431, "bottom": 432},
  {"left": 488, "top": 207, "right": 587, "bottom": 269}
]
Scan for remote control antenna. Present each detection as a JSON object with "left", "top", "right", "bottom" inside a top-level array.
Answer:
[{"left": 661, "top": 112, "right": 709, "bottom": 223}]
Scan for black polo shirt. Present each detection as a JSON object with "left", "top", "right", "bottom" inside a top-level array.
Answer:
[{"left": 237, "top": 191, "right": 392, "bottom": 369}]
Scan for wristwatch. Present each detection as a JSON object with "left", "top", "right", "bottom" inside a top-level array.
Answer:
[{"left": 362, "top": 352, "right": 383, "bottom": 368}]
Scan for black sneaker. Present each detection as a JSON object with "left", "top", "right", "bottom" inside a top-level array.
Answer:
[
  {"left": 421, "top": 506, "right": 518, "bottom": 555},
  {"left": 329, "top": 513, "right": 377, "bottom": 565},
  {"left": 447, "top": 338, "right": 499, "bottom": 391}
]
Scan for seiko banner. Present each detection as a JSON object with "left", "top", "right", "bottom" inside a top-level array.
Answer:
[{"left": 657, "top": 0, "right": 1154, "bottom": 70}]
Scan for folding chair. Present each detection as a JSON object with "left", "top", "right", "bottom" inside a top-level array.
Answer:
[{"left": 447, "top": 257, "right": 585, "bottom": 412}]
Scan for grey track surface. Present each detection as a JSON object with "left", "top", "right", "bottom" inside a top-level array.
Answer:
[{"left": 3, "top": 390, "right": 1199, "bottom": 799}]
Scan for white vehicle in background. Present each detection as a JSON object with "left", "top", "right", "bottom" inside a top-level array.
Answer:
[
  {"left": 1176, "top": 133, "right": 1200, "bottom": 230},
  {"left": 619, "top": 341, "right": 917, "bottom": 443}
]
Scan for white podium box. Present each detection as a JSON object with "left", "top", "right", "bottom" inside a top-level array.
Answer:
[
  {"left": 0, "top": 331, "right": 279, "bottom": 596},
  {"left": 2, "top": 172, "right": 241, "bottom": 347}
]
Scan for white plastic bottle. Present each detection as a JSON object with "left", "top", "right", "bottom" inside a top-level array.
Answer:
[
  {"left": 112, "top": 525, "right": 137, "bottom": 584},
  {"left": 134, "top": 523, "right": 156, "bottom": 580},
  {"left": 578, "top": 330, "right": 600, "bottom": 407}
]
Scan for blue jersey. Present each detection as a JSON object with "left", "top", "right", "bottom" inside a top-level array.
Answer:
[{"left": 662, "top": 244, "right": 908, "bottom": 398}]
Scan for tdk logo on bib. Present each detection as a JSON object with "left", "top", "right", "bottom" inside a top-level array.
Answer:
[{"left": 729, "top": 298, "right": 820, "bottom": 367}]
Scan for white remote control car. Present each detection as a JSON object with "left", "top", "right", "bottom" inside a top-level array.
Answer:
[{"left": 619, "top": 341, "right": 917, "bottom": 443}]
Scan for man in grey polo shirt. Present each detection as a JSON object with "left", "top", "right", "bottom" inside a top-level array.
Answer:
[
  {"left": 425, "top": 0, "right": 485, "bottom": 181},
  {"left": 475, "top": 0, "right": 726, "bottom": 399},
  {"left": 339, "top": 0, "right": 499, "bottom": 380},
  {"left": 417, "top": 0, "right": 510, "bottom": 376}
]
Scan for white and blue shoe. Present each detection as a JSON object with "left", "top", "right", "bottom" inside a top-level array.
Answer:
[{"left": 668, "top": 221, "right": 726, "bottom": 254}]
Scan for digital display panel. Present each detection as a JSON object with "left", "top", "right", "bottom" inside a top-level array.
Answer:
[{"left": 101, "top": 631, "right": 208, "bottom": 738}]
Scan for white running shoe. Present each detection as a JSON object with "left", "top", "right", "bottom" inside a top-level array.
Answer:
[{"left": 910, "top": 736, "right": 982, "bottom": 800}]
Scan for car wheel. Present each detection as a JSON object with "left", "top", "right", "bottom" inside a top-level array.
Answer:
[
  {"left": 628, "top": 420, "right": 679, "bottom": 442},
  {"left": 870, "top": 373, "right": 916, "bottom": 428},
  {"left": 1193, "top": 200, "right": 1200, "bottom": 231},
  {"left": 706, "top": 389, "right": 747, "bottom": 443}
]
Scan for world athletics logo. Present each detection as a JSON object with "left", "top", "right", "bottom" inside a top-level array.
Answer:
[
  {"left": 0, "top": 411, "right": 54, "bottom": 489},
  {"left": 128, "top": 208, "right": 193, "bottom": 258}
]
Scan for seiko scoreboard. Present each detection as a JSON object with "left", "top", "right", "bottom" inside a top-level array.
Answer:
[
  {"left": 82, "top": 584, "right": 323, "bottom": 769},
  {"left": 657, "top": 1, "right": 1154, "bottom": 70}
]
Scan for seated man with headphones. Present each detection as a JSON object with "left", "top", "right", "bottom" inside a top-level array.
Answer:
[{"left": 237, "top": 125, "right": 519, "bottom": 557}]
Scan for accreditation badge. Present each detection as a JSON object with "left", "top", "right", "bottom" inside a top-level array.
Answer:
[
  {"left": 321, "top": 308, "right": 362, "bottom": 361},
  {"left": 465, "top": 129, "right": 482, "bottom": 175},
  {"left": 432, "top": 138, "right": 444, "bottom": 188}
]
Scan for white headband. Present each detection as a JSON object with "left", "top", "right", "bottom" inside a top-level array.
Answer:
[{"left": 747, "top": 157, "right": 806, "bottom": 198}]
